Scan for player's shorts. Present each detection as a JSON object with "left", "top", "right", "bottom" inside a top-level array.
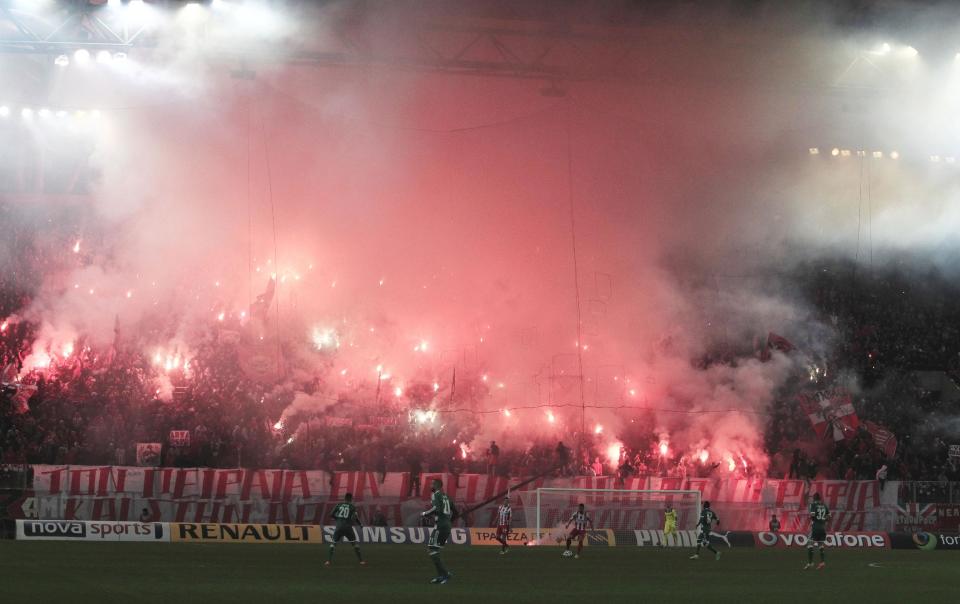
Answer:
[
  {"left": 697, "top": 529, "right": 711, "bottom": 546},
  {"left": 496, "top": 524, "right": 510, "bottom": 540},
  {"left": 568, "top": 528, "right": 586, "bottom": 542},
  {"left": 429, "top": 524, "right": 451, "bottom": 549},
  {"left": 809, "top": 527, "right": 827, "bottom": 544},
  {"left": 332, "top": 526, "right": 358, "bottom": 544},
  {"left": 664, "top": 523, "right": 677, "bottom": 535}
]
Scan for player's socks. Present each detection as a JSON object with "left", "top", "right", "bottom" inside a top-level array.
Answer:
[
  {"left": 819, "top": 547, "right": 825, "bottom": 563},
  {"left": 565, "top": 538, "right": 572, "bottom": 551},
  {"left": 328, "top": 544, "right": 335, "bottom": 562},
  {"left": 715, "top": 551, "right": 721, "bottom": 561},
  {"left": 353, "top": 545, "right": 363, "bottom": 562},
  {"left": 807, "top": 546, "right": 814, "bottom": 564},
  {"left": 431, "top": 553, "right": 448, "bottom": 577}
]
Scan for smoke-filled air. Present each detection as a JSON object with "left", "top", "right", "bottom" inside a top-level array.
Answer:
[{"left": 3, "top": 0, "right": 960, "bottom": 480}]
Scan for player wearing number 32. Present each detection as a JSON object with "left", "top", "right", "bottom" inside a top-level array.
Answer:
[
  {"left": 805, "top": 493, "right": 830, "bottom": 570},
  {"left": 422, "top": 478, "right": 454, "bottom": 585}
]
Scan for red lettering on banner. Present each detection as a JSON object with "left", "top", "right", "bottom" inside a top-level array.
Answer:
[
  {"left": 241, "top": 470, "right": 275, "bottom": 500},
  {"left": 775, "top": 480, "right": 804, "bottom": 507},
  {"left": 64, "top": 498, "right": 83, "bottom": 519},
  {"left": 173, "top": 469, "right": 199, "bottom": 499},
  {"left": 213, "top": 470, "right": 243, "bottom": 499},
  {"left": 282, "top": 471, "right": 312, "bottom": 500}
]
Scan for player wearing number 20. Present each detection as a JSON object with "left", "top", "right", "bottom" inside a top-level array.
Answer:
[
  {"left": 805, "top": 493, "right": 830, "bottom": 570},
  {"left": 325, "top": 493, "right": 366, "bottom": 566},
  {"left": 422, "top": 478, "right": 454, "bottom": 585}
]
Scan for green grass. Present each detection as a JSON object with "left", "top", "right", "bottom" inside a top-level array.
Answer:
[{"left": 0, "top": 541, "right": 954, "bottom": 603}]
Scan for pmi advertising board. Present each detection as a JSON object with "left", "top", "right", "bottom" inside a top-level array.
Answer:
[{"left": 16, "top": 520, "right": 168, "bottom": 542}]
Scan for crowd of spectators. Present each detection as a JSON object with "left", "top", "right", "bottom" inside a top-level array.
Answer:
[{"left": 1, "top": 205, "right": 960, "bottom": 488}]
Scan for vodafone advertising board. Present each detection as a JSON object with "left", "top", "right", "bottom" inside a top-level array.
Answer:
[
  {"left": 16, "top": 520, "right": 168, "bottom": 542},
  {"left": 756, "top": 531, "right": 889, "bottom": 549}
]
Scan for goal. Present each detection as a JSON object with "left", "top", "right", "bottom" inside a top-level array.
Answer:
[{"left": 534, "top": 488, "right": 701, "bottom": 545}]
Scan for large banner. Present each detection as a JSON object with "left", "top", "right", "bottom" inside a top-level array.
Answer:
[{"left": 16, "top": 466, "right": 897, "bottom": 530}]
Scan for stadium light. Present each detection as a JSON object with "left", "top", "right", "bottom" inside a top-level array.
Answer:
[
  {"left": 931, "top": 155, "right": 941, "bottom": 162},
  {"left": 947, "top": 157, "right": 956, "bottom": 164},
  {"left": 840, "top": 149, "right": 851, "bottom": 157},
  {"left": 872, "top": 151, "right": 883, "bottom": 159},
  {"left": 74, "top": 49, "right": 90, "bottom": 65},
  {"left": 54, "top": 54, "right": 69, "bottom": 67},
  {"left": 890, "top": 151, "right": 900, "bottom": 159},
  {"left": 21, "top": 107, "right": 33, "bottom": 119},
  {"left": 831, "top": 147, "right": 840, "bottom": 157},
  {"left": 96, "top": 50, "right": 113, "bottom": 64},
  {"left": 905, "top": 46, "right": 919, "bottom": 58},
  {"left": 56, "top": 110, "right": 66, "bottom": 118},
  {"left": 808, "top": 147, "right": 819, "bottom": 155},
  {"left": 0, "top": 106, "right": 8, "bottom": 117},
  {"left": 38, "top": 108, "right": 51, "bottom": 118}
]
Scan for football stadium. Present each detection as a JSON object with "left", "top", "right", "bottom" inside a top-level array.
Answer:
[{"left": 1, "top": 1, "right": 959, "bottom": 602}]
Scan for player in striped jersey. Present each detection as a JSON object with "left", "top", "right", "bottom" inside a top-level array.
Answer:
[
  {"left": 563, "top": 503, "right": 593, "bottom": 559},
  {"left": 495, "top": 495, "right": 513, "bottom": 555}
]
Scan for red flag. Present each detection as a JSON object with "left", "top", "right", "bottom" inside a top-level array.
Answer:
[
  {"left": 864, "top": 420, "right": 898, "bottom": 458},
  {"left": 11, "top": 383, "right": 37, "bottom": 413},
  {"left": 249, "top": 277, "right": 276, "bottom": 321},
  {"left": 797, "top": 387, "right": 859, "bottom": 441},
  {"left": 1, "top": 363, "right": 17, "bottom": 383},
  {"left": 767, "top": 332, "right": 795, "bottom": 353}
]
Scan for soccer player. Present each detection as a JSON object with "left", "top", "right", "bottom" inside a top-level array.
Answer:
[
  {"left": 805, "top": 492, "right": 830, "bottom": 570},
  {"left": 325, "top": 492, "right": 366, "bottom": 566},
  {"left": 495, "top": 495, "right": 513, "bottom": 554},
  {"left": 422, "top": 478, "right": 454, "bottom": 584},
  {"left": 689, "top": 501, "right": 721, "bottom": 560},
  {"left": 662, "top": 505, "right": 678, "bottom": 547},
  {"left": 563, "top": 503, "right": 593, "bottom": 559}
]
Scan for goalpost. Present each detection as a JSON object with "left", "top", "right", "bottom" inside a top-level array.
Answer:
[{"left": 535, "top": 488, "right": 701, "bottom": 546}]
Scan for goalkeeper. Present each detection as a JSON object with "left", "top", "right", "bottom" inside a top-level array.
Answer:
[{"left": 661, "top": 505, "right": 678, "bottom": 547}]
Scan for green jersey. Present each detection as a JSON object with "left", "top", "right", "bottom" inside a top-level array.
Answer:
[
  {"left": 809, "top": 501, "right": 829, "bottom": 530},
  {"left": 427, "top": 490, "right": 453, "bottom": 528},
  {"left": 697, "top": 508, "right": 718, "bottom": 532},
  {"left": 332, "top": 502, "right": 359, "bottom": 529}
]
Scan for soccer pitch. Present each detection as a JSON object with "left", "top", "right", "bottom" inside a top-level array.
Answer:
[{"left": 1, "top": 542, "right": 953, "bottom": 604}]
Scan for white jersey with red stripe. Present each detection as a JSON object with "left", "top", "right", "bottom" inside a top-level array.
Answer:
[
  {"left": 497, "top": 504, "right": 512, "bottom": 526},
  {"left": 570, "top": 511, "right": 590, "bottom": 531}
]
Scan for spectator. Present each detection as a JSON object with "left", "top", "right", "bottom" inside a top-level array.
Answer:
[
  {"left": 555, "top": 441, "right": 571, "bottom": 476},
  {"left": 591, "top": 457, "right": 603, "bottom": 477},
  {"left": 769, "top": 514, "right": 781, "bottom": 533},
  {"left": 486, "top": 441, "right": 500, "bottom": 476}
]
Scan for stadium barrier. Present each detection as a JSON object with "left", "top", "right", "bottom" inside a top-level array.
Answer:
[{"left": 13, "top": 519, "right": 960, "bottom": 551}]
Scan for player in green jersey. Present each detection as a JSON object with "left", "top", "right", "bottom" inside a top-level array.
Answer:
[
  {"left": 806, "top": 492, "right": 830, "bottom": 570},
  {"left": 689, "top": 501, "right": 721, "bottom": 560},
  {"left": 325, "top": 492, "right": 366, "bottom": 566},
  {"left": 422, "top": 478, "right": 454, "bottom": 584}
]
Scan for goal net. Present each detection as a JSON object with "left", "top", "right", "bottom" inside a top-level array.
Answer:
[{"left": 535, "top": 488, "right": 701, "bottom": 546}]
